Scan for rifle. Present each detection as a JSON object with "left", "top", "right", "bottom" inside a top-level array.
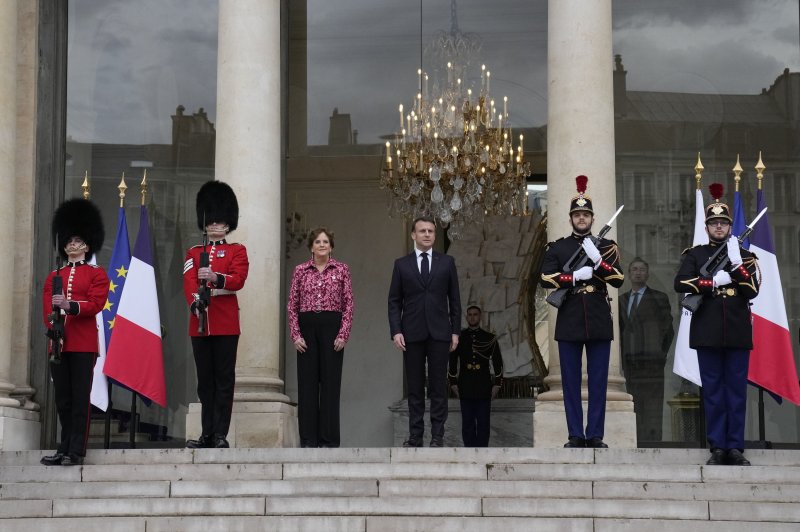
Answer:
[
  {"left": 546, "top": 204, "right": 624, "bottom": 309},
  {"left": 47, "top": 256, "right": 64, "bottom": 363},
  {"left": 196, "top": 224, "right": 211, "bottom": 334},
  {"left": 681, "top": 207, "right": 767, "bottom": 313}
]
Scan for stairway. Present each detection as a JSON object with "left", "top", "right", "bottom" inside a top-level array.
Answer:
[{"left": 1, "top": 447, "right": 799, "bottom": 531}]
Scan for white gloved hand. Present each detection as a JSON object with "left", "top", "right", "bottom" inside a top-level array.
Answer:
[
  {"left": 712, "top": 270, "right": 732, "bottom": 287},
  {"left": 581, "top": 238, "right": 602, "bottom": 265},
  {"left": 727, "top": 238, "right": 742, "bottom": 267},
  {"left": 573, "top": 265, "right": 594, "bottom": 284}
]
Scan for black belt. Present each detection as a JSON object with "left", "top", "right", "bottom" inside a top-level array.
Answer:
[
  {"left": 713, "top": 287, "right": 738, "bottom": 297},
  {"left": 570, "top": 285, "right": 606, "bottom": 295}
]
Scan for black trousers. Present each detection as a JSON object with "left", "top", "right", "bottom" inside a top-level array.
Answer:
[
  {"left": 50, "top": 351, "right": 95, "bottom": 457},
  {"left": 404, "top": 337, "right": 449, "bottom": 441},
  {"left": 297, "top": 311, "right": 344, "bottom": 447},
  {"left": 460, "top": 398, "right": 491, "bottom": 447},
  {"left": 191, "top": 335, "right": 239, "bottom": 438}
]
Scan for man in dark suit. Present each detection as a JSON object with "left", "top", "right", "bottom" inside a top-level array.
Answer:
[
  {"left": 388, "top": 216, "right": 462, "bottom": 447},
  {"left": 619, "top": 257, "right": 674, "bottom": 443}
]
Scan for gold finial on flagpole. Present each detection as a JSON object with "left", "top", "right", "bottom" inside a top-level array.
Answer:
[
  {"left": 694, "top": 152, "right": 704, "bottom": 190},
  {"left": 733, "top": 154, "right": 743, "bottom": 192},
  {"left": 140, "top": 168, "right": 148, "bottom": 205},
  {"left": 118, "top": 172, "right": 127, "bottom": 208},
  {"left": 755, "top": 151, "right": 765, "bottom": 191},
  {"left": 81, "top": 171, "right": 90, "bottom": 199}
]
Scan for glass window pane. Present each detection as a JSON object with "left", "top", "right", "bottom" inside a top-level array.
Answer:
[
  {"left": 66, "top": 0, "right": 219, "bottom": 446},
  {"left": 614, "top": 0, "right": 800, "bottom": 446}
]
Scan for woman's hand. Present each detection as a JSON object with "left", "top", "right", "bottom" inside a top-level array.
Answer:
[
  {"left": 333, "top": 338, "right": 347, "bottom": 351},
  {"left": 293, "top": 338, "right": 308, "bottom": 353}
]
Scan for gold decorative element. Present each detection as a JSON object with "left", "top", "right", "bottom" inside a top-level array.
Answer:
[
  {"left": 585, "top": 285, "right": 595, "bottom": 293},
  {"left": 576, "top": 198, "right": 587, "bottom": 207},
  {"left": 755, "top": 151, "right": 766, "bottom": 191},
  {"left": 81, "top": 171, "right": 90, "bottom": 199},
  {"left": 733, "top": 154, "right": 743, "bottom": 192},
  {"left": 118, "top": 172, "right": 127, "bottom": 208},
  {"left": 140, "top": 169, "right": 148, "bottom": 205},
  {"left": 712, "top": 205, "right": 723, "bottom": 215},
  {"left": 726, "top": 288, "right": 735, "bottom": 297},
  {"left": 694, "top": 153, "right": 704, "bottom": 190}
]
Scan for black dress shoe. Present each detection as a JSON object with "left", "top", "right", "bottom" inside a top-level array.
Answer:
[
  {"left": 564, "top": 437, "right": 586, "bottom": 448},
  {"left": 402, "top": 438, "right": 423, "bottom": 448},
  {"left": 706, "top": 448, "right": 726, "bottom": 465},
  {"left": 61, "top": 454, "right": 83, "bottom": 466},
  {"left": 40, "top": 452, "right": 65, "bottom": 466},
  {"left": 186, "top": 435, "right": 214, "bottom": 448},
  {"left": 586, "top": 437, "right": 608, "bottom": 449},
  {"left": 214, "top": 435, "right": 230, "bottom": 448},
  {"left": 726, "top": 449, "right": 751, "bottom": 466},
  {"left": 429, "top": 438, "right": 444, "bottom": 447}
]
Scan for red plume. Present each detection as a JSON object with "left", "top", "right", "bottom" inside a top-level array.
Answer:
[
  {"left": 575, "top": 175, "right": 588, "bottom": 194},
  {"left": 709, "top": 182, "right": 724, "bottom": 201}
]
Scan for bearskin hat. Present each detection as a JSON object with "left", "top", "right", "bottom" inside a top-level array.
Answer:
[
  {"left": 705, "top": 183, "right": 732, "bottom": 223},
  {"left": 51, "top": 198, "right": 105, "bottom": 260},
  {"left": 569, "top": 175, "right": 594, "bottom": 214},
  {"left": 196, "top": 180, "right": 239, "bottom": 232}
]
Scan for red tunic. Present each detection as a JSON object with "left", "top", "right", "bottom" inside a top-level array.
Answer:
[
  {"left": 42, "top": 261, "right": 110, "bottom": 353},
  {"left": 183, "top": 241, "right": 249, "bottom": 336}
]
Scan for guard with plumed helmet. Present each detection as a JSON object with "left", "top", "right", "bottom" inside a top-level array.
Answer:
[
  {"left": 41, "top": 198, "right": 109, "bottom": 466},
  {"left": 183, "top": 180, "right": 249, "bottom": 449},
  {"left": 674, "top": 183, "right": 760, "bottom": 466},
  {"left": 539, "top": 175, "right": 624, "bottom": 449}
]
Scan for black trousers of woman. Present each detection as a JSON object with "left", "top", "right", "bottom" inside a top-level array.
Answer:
[
  {"left": 50, "top": 351, "right": 95, "bottom": 457},
  {"left": 297, "top": 311, "right": 343, "bottom": 447}
]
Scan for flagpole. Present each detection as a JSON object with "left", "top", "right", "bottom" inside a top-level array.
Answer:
[{"left": 127, "top": 170, "right": 148, "bottom": 449}]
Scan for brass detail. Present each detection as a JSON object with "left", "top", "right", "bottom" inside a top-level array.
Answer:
[
  {"left": 586, "top": 285, "right": 595, "bottom": 293},
  {"left": 712, "top": 205, "right": 723, "bottom": 215},
  {"left": 576, "top": 198, "right": 587, "bottom": 207},
  {"left": 733, "top": 154, "right": 743, "bottom": 192},
  {"left": 726, "top": 288, "right": 735, "bottom": 297},
  {"left": 694, "top": 153, "right": 704, "bottom": 190},
  {"left": 755, "top": 151, "right": 765, "bottom": 191}
]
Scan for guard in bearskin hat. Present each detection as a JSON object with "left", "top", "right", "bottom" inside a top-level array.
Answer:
[
  {"left": 539, "top": 175, "right": 624, "bottom": 449},
  {"left": 183, "top": 180, "right": 249, "bottom": 449},
  {"left": 675, "top": 183, "right": 760, "bottom": 466},
  {"left": 40, "top": 198, "right": 109, "bottom": 466}
]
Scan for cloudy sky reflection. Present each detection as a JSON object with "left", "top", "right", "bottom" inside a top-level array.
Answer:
[{"left": 67, "top": 0, "right": 799, "bottom": 146}]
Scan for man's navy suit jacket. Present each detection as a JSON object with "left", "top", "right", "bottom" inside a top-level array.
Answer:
[{"left": 388, "top": 250, "right": 461, "bottom": 343}]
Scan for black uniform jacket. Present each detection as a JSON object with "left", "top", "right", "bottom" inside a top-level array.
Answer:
[
  {"left": 448, "top": 327, "right": 504, "bottom": 400},
  {"left": 540, "top": 233, "right": 624, "bottom": 342},
  {"left": 674, "top": 242, "right": 759, "bottom": 349}
]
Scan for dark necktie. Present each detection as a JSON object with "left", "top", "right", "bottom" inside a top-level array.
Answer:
[
  {"left": 629, "top": 291, "right": 640, "bottom": 317},
  {"left": 421, "top": 252, "right": 430, "bottom": 284}
]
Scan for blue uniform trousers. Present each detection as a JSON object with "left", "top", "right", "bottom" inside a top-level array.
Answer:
[
  {"left": 697, "top": 347, "right": 749, "bottom": 450},
  {"left": 558, "top": 340, "right": 610, "bottom": 440}
]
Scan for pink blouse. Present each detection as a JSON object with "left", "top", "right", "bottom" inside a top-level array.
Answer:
[{"left": 287, "top": 258, "right": 354, "bottom": 343}]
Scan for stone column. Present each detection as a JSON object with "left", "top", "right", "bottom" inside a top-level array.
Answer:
[
  {"left": 0, "top": 0, "right": 41, "bottom": 451},
  {"left": 534, "top": 0, "right": 635, "bottom": 448},
  {"left": 186, "top": 0, "right": 298, "bottom": 447}
]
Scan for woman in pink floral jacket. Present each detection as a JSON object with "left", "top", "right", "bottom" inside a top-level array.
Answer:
[{"left": 287, "top": 227, "right": 354, "bottom": 447}]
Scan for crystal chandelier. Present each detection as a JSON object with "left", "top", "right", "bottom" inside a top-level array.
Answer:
[{"left": 379, "top": 42, "right": 532, "bottom": 239}]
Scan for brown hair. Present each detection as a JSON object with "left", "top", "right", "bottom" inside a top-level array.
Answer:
[
  {"left": 411, "top": 216, "right": 436, "bottom": 232},
  {"left": 306, "top": 227, "right": 334, "bottom": 250}
]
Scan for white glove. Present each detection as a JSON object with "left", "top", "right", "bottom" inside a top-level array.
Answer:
[
  {"left": 726, "top": 238, "right": 742, "bottom": 267},
  {"left": 573, "top": 265, "right": 594, "bottom": 284},
  {"left": 581, "top": 238, "right": 602, "bottom": 266},
  {"left": 712, "top": 270, "right": 732, "bottom": 287}
]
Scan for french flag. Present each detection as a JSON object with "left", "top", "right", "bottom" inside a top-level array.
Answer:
[
  {"left": 103, "top": 205, "right": 167, "bottom": 407},
  {"left": 747, "top": 190, "right": 800, "bottom": 405}
]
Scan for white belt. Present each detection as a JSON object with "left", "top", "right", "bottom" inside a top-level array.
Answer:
[{"left": 210, "top": 289, "right": 235, "bottom": 297}]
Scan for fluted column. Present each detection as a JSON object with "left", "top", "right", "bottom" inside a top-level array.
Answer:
[
  {"left": 185, "top": 0, "right": 298, "bottom": 447},
  {"left": 534, "top": 0, "right": 635, "bottom": 447},
  {"left": 0, "top": 0, "right": 21, "bottom": 408}
]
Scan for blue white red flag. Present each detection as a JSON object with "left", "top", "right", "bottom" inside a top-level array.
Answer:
[
  {"left": 103, "top": 205, "right": 166, "bottom": 406},
  {"left": 747, "top": 190, "right": 800, "bottom": 404}
]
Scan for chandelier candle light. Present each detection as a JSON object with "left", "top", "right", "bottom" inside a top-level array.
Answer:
[{"left": 380, "top": 61, "right": 532, "bottom": 239}]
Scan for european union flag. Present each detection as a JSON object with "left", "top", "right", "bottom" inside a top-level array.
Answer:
[
  {"left": 103, "top": 207, "right": 131, "bottom": 349},
  {"left": 732, "top": 189, "right": 750, "bottom": 249}
]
